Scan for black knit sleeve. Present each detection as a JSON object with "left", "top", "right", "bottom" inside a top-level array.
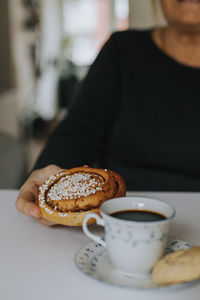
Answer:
[{"left": 33, "top": 33, "right": 121, "bottom": 170}]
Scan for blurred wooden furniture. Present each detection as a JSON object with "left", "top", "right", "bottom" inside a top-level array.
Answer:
[{"left": 0, "top": 131, "right": 27, "bottom": 188}]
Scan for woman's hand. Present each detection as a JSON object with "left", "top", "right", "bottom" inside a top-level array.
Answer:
[{"left": 16, "top": 164, "right": 63, "bottom": 226}]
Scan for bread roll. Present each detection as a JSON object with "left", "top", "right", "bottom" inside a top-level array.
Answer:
[{"left": 38, "top": 166, "right": 126, "bottom": 226}]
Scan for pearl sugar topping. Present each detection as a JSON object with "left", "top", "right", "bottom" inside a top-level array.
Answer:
[{"left": 47, "top": 172, "right": 103, "bottom": 201}]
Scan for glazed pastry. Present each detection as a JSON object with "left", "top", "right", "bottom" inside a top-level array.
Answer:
[
  {"left": 152, "top": 246, "right": 200, "bottom": 286},
  {"left": 38, "top": 166, "right": 126, "bottom": 226}
]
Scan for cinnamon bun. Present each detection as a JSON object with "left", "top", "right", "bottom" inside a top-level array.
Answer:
[{"left": 38, "top": 166, "right": 126, "bottom": 226}]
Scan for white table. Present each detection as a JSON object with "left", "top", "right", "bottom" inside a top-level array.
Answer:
[{"left": 1, "top": 190, "right": 200, "bottom": 300}]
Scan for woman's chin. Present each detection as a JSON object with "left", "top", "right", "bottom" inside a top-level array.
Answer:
[{"left": 175, "top": 19, "right": 200, "bottom": 32}]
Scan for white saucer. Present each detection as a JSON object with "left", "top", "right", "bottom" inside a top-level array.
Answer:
[{"left": 75, "top": 236, "right": 199, "bottom": 289}]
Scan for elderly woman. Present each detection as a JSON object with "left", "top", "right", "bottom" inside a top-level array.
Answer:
[{"left": 16, "top": 0, "right": 200, "bottom": 225}]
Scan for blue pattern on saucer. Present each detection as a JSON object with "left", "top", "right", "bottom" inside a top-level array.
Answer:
[{"left": 75, "top": 237, "right": 196, "bottom": 289}]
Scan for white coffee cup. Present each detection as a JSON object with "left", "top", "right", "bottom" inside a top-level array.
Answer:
[{"left": 82, "top": 197, "right": 175, "bottom": 278}]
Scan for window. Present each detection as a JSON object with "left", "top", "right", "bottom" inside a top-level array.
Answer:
[{"left": 62, "top": 0, "right": 129, "bottom": 66}]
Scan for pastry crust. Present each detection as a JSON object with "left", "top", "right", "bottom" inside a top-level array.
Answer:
[
  {"left": 108, "top": 170, "right": 126, "bottom": 198},
  {"left": 152, "top": 246, "right": 200, "bottom": 286},
  {"left": 38, "top": 166, "right": 126, "bottom": 226}
]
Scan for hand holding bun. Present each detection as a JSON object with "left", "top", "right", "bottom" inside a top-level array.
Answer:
[
  {"left": 38, "top": 166, "right": 126, "bottom": 226},
  {"left": 16, "top": 164, "right": 63, "bottom": 226}
]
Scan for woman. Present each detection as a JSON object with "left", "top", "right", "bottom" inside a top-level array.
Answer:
[{"left": 16, "top": 0, "right": 200, "bottom": 225}]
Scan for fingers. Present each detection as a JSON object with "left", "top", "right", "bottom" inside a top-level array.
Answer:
[
  {"left": 16, "top": 164, "right": 63, "bottom": 224},
  {"left": 16, "top": 190, "right": 41, "bottom": 218},
  {"left": 38, "top": 217, "right": 57, "bottom": 226},
  {"left": 30, "top": 164, "right": 63, "bottom": 184}
]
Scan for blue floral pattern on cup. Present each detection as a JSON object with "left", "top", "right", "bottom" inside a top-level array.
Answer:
[{"left": 104, "top": 220, "right": 168, "bottom": 247}]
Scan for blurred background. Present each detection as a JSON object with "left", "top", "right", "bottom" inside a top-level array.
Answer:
[{"left": 0, "top": 0, "right": 165, "bottom": 189}]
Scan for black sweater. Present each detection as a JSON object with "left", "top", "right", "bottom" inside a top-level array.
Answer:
[{"left": 34, "top": 30, "right": 200, "bottom": 191}]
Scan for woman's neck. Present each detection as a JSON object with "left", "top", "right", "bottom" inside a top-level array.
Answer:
[{"left": 152, "top": 25, "right": 200, "bottom": 67}]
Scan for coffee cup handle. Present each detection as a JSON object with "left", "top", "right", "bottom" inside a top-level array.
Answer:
[{"left": 82, "top": 213, "right": 106, "bottom": 248}]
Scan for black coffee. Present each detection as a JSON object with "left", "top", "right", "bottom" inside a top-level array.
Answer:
[{"left": 110, "top": 210, "right": 166, "bottom": 222}]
